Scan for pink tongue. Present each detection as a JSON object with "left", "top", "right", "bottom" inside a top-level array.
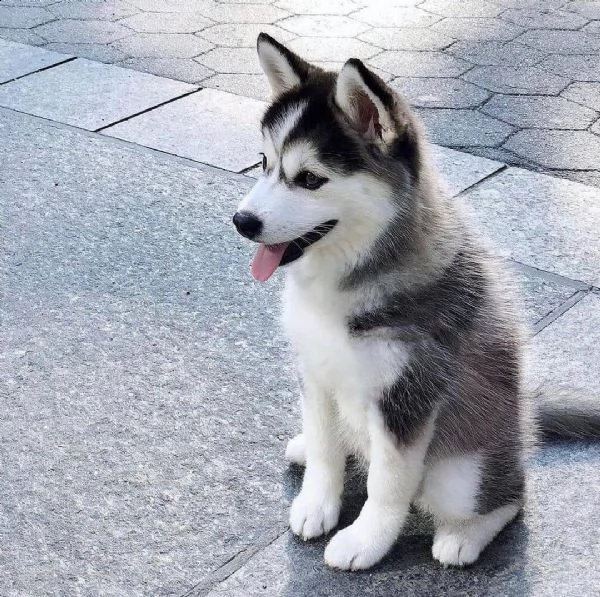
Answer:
[{"left": 251, "top": 243, "right": 290, "bottom": 282}]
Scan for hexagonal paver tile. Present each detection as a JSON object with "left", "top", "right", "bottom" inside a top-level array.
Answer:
[
  {"left": 567, "top": 0, "right": 600, "bottom": 19},
  {"left": 0, "top": 27, "right": 45, "bottom": 46},
  {"left": 503, "top": 130, "right": 600, "bottom": 170},
  {"left": 0, "top": 0, "right": 57, "bottom": 5},
  {"left": 368, "top": 51, "right": 470, "bottom": 78},
  {"left": 540, "top": 54, "right": 600, "bottom": 81},
  {"left": 196, "top": 3, "right": 288, "bottom": 24},
  {"left": 0, "top": 6, "right": 54, "bottom": 28},
  {"left": 196, "top": 47, "right": 260, "bottom": 74},
  {"left": 119, "top": 12, "right": 213, "bottom": 33},
  {"left": 417, "top": 108, "right": 513, "bottom": 147},
  {"left": 278, "top": 15, "right": 368, "bottom": 37},
  {"left": 286, "top": 37, "right": 379, "bottom": 62},
  {"left": 561, "top": 82, "right": 600, "bottom": 110},
  {"left": 126, "top": 0, "right": 213, "bottom": 10},
  {"left": 390, "top": 77, "right": 490, "bottom": 108},
  {"left": 274, "top": 0, "right": 359, "bottom": 15},
  {"left": 48, "top": 0, "right": 138, "bottom": 20},
  {"left": 358, "top": 27, "right": 454, "bottom": 51},
  {"left": 202, "top": 73, "right": 270, "bottom": 101},
  {"left": 119, "top": 57, "right": 213, "bottom": 84},
  {"left": 44, "top": 42, "right": 126, "bottom": 63},
  {"left": 462, "top": 66, "right": 568, "bottom": 94},
  {"left": 34, "top": 19, "right": 131, "bottom": 43},
  {"left": 481, "top": 95, "right": 597, "bottom": 129},
  {"left": 447, "top": 40, "right": 544, "bottom": 67},
  {"left": 420, "top": 0, "right": 502, "bottom": 17},
  {"left": 582, "top": 21, "right": 600, "bottom": 35},
  {"left": 198, "top": 23, "right": 295, "bottom": 47},
  {"left": 431, "top": 18, "right": 524, "bottom": 41},
  {"left": 492, "top": 0, "right": 565, "bottom": 6},
  {"left": 500, "top": 7, "right": 589, "bottom": 29},
  {"left": 516, "top": 29, "right": 600, "bottom": 55},
  {"left": 351, "top": 6, "right": 441, "bottom": 28},
  {"left": 111, "top": 33, "right": 213, "bottom": 58}
]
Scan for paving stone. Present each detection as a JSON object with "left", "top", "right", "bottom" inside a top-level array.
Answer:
[
  {"left": 127, "top": 0, "right": 213, "bottom": 9},
  {"left": 313, "top": 62, "right": 394, "bottom": 82},
  {"left": 566, "top": 0, "right": 600, "bottom": 19},
  {"left": 274, "top": 0, "right": 359, "bottom": 15},
  {"left": 34, "top": 19, "right": 131, "bottom": 44},
  {"left": 278, "top": 15, "right": 368, "bottom": 37},
  {"left": 504, "top": 129, "right": 600, "bottom": 171},
  {"left": 119, "top": 11, "right": 213, "bottom": 34},
  {"left": 0, "top": 38, "right": 70, "bottom": 84},
  {"left": 431, "top": 17, "right": 524, "bottom": 41},
  {"left": 446, "top": 40, "right": 544, "bottom": 67},
  {"left": 582, "top": 20, "right": 600, "bottom": 35},
  {"left": 48, "top": 0, "right": 139, "bottom": 21},
  {"left": 481, "top": 95, "right": 597, "bottom": 129},
  {"left": 417, "top": 108, "right": 513, "bottom": 147},
  {"left": 554, "top": 169, "right": 600, "bottom": 188},
  {"left": 0, "top": 5, "right": 54, "bottom": 29},
  {"left": 500, "top": 7, "right": 589, "bottom": 29},
  {"left": 0, "top": 0, "right": 58, "bottom": 5},
  {"left": 0, "top": 58, "right": 195, "bottom": 130},
  {"left": 0, "top": 106, "right": 296, "bottom": 596},
  {"left": 461, "top": 168, "right": 600, "bottom": 285},
  {"left": 391, "top": 77, "right": 490, "bottom": 108},
  {"left": 44, "top": 41, "right": 127, "bottom": 63},
  {"left": 430, "top": 144, "right": 502, "bottom": 197},
  {"left": 420, "top": 0, "right": 503, "bottom": 17},
  {"left": 540, "top": 54, "right": 600, "bottom": 82},
  {"left": 196, "top": 47, "right": 261, "bottom": 74},
  {"left": 465, "top": 145, "right": 534, "bottom": 169},
  {"left": 120, "top": 57, "right": 213, "bottom": 84},
  {"left": 0, "top": 26, "right": 46, "bottom": 46},
  {"left": 198, "top": 23, "right": 295, "bottom": 47},
  {"left": 111, "top": 33, "right": 213, "bottom": 58},
  {"left": 104, "top": 88, "right": 265, "bottom": 171},
  {"left": 202, "top": 72, "right": 270, "bottom": 101},
  {"left": 516, "top": 29, "right": 600, "bottom": 55},
  {"left": 351, "top": 6, "right": 441, "bottom": 28},
  {"left": 368, "top": 51, "right": 470, "bottom": 78},
  {"left": 591, "top": 118, "right": 600, "bottom": 135},
  {"left": 358, "top": 27, "right": 454, "bottom": 51},
  {"left": 287, "top": 37, "right": 379, "bottom": 62},
  {"left": 462, "top": 65, "right": 568, "bottom": 94},
  {"left": 196, "top": 3, "right": 288, "bottom": 24}
]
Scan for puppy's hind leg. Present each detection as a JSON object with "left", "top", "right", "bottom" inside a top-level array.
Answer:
[{"left": 285, "top": 433, "right": 306, "bottom": 466}]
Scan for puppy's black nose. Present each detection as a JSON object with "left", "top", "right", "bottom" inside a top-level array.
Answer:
[{"left": 233, "top": 211, "right": 263, "bottom": 240}]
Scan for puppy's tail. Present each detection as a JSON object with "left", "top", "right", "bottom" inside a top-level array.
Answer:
[{"left": 538, "top": 405, "right": 600, "bottom": 441}]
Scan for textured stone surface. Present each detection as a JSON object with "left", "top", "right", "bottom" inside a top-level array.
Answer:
[
  {"left": 462, "top": 168, "right": 600, "bottom": 285},
  {"left": 34, "top": 19, "right": 132, "bottom": 44},
  {"left": 351, "top": 6, "right": 441, "bottom": 28},
  {"left": 369, "top": 51, "right": 470, "bottom": 78},
  {"left": 567, "top": 0, "right": 600, "bottom": 18},
  {"left": 196, "top": 46, "right": 261, "bottom": 73},
  {"left": 0, "top": 58, "right": 195, "bottom": 130},
  {"left": 119, "top": 57, "right": 213, "bottom": 84},
  {"left": 0, "top": 26, "right": 45, "bottom": 46},
  {"left": 500, "top": 7, "right": 589, "bottom": 29},
  {"left": 541, "top": 54, "right": 600, "bottom": 81},
  {"left": 463, "top": 66, "right": 568, "bottom": 94},
  {"left": 420, "top": 0, "right": 503, "bottom": 17},
  {"left": 278, "top": 14, "right": 368, "bottom": 37},
  {"left": 561, "top": 81, "right": 600, "bottom": 110},
  {"left": 516, "top": 29, "right": 600, "bottom": 54},
  {"left": 201, "top": 72, "right": 270, "bottom": 101},
  {"left": 111, "top": 32, "right": 213, "bottom": 58},
  {"left": 0, "top": 38, "right": 70, "bottom": 84},
  {"left": 48, "top": 0, "right": 139, "bottom": 21},
  {"left": 504, "top": 130, "right": 600, "bottom": 170},
  {"left": 0, "top": 106, "right": 295, "bottom": 597},
  {"left": 274, "top": 0, "right": 359, "bottom": 15},
  {"left": 431, "top": 17, "right": 524, "bottom": 41},
  {"left": 0, "top": 5, "right": 54, "bottom": 28},
  {"left": 392, "top": 77, "right": 490, "bottom": 108},
  {"left": 198, "top": 23, "right": 295, "bottom": 47},
  {"left": 287, "top": 36, "right": 378, "bottom": 61},
  {"left": 417, "top": 108, "right": 514, "bottom": 147},
  {"left": 119, "top": 11, "right": 213, "bottom": 34},
  {"left": 358, "top": 27, "right": 454, "bottom": 51},
  {"left": 44, "top": 41, "right": 127, "bottom": 63},
  {"left": 446, "top": 40, "right": 545, "bottom": 66},
  {"left": 103, "top": 88, "right": 265, "bottom": 172},
  {"left": 481, "top": 95, "right": 597, "bottom": 129}
]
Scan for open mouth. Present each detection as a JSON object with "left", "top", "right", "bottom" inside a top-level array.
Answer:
[{"left": 251, "top": 220, "right": 338, "bottom": 282}]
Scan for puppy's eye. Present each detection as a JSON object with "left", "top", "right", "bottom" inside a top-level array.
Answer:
[
  {"left": 295, "top": 171, "right": 327, "bottom": 190},
  {"left": 260, "top": 153, "right": 267, "bottom": 171}
]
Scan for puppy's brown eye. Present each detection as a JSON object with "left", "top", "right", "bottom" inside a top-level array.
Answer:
[
  {"left": 260, "top": 153, "right": 267, "bottom": 171},
  {"left": 296, "top": 171, "right": 327, "bottom": 190}
]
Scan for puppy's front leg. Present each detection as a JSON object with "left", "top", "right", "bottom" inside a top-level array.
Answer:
[
  {"left": 324, "top": 407, "right": 431, "bottom": 570},
  {"left": 290, "top": 377, "right": 345, "bottom": 540}
]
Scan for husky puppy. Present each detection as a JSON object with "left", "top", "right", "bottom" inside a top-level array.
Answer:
[{"left": 233, "top": 33, "right": 529, "bottom": 570}]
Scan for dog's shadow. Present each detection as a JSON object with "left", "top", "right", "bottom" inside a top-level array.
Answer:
[{"left": 281, "top": 464, "right": 531, "bottom": 597}]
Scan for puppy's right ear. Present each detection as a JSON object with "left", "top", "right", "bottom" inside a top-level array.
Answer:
[{"left": 257, "top": 33, "right": 311, "bottom": 97}]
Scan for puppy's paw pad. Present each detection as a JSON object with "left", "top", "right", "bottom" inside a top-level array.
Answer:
[
  {"left": 324, "top": 525, "right": 387, "bottom": 571},
  {"left": 432, "top": 532, "right": 481, "bottom": 567},
  {"left": 285, "top": 434, "right": 306, "bottom": 466},
  {"left": 289, "top": 491, "right": 340, "bottom": 540}
]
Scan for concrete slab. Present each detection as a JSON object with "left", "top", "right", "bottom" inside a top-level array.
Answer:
[
  {"left": 0, "top": 107, "right": 294, "bottom": 596},
  {"left": 0, "top": 58, "right": 195, "bottom": 130},
  {"left": 461, "top": 168, "right": 600, "bottom": 286},
  {"left": 103, "top": 88, "right": 266, "bottom": 172},
  {"left": 0, "top": 38, "right": 70, "bottom": 84}
]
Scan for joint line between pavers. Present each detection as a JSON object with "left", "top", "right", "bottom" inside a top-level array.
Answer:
[
  {"left": 532, "top": 289, "right": 589, "bottom": 336},
  {"left": 509, "top": 259, "right": 592, "bottom": 291},
  {"left": 454, "top": 163, "right": 507, "bottom": 199},
  {"left": 239, "top": 161, "right": 261, "bottom": 175},
  {"left": 0, "top": 55, "right": 76, "bottom": 87},
  {"left": 94, "top": 87, "right": 202, "bottom": 133}
]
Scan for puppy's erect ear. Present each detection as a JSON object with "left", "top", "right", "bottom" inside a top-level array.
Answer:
[
  {"left": 335, "top": 59, "right": 398, "bottom": 146},
  {"left": 257, "top": 32, "right": 311, "bottom": 97}
]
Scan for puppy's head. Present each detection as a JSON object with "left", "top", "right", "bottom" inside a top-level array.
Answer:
[{"left": 234, "top": 33, "right": 424, "bottom": 282}]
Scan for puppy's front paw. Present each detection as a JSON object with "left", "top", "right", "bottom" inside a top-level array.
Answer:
[
  {"left": 432, "top": 530, "right": 481, "bottom": 567},
  {"left": 289, "top": 489, "right": 340, "bottom": 540}
]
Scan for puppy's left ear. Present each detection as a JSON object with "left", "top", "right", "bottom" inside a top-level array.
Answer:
[{"left": 335, "top": 59, "right": 399, "bottom": 146}]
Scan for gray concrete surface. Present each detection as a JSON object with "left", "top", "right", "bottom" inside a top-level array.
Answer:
[{"left": 2, "top": 0, "right": 600, "bottom": 186}]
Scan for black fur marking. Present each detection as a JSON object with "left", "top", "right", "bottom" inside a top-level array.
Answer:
[{"left": 279, "top": 220, "right": 337, "bottom": 266}]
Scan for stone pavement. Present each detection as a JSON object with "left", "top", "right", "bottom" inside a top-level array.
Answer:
[
  {"left": 1, "top": 38, "right": 600, "bottom": 597},
  {"left": 2, "top": 0, "right": 600, "bottom": 187}
]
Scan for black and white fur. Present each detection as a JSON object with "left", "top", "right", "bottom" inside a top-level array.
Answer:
[{"left": 233, "top": 34, "right": 598, "bottom": 571}]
